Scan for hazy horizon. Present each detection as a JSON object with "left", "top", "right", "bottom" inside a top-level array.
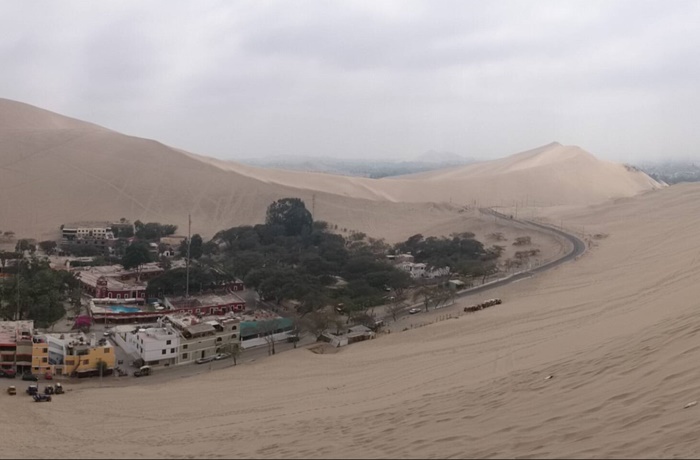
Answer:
[{"left": 3, "top": 1, "right": 700, "bottom": 164}]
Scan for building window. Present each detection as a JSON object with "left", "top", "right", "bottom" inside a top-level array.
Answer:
[
  {"left": 34, "top": 367, "right": 40, "bottom": 371},
  {"left": 83, "top": 359, "right": 89, "bottom": 365},
  {"left": 232, "top": 334, "right": 237, "bottom": 339},
  {"left": 182, "top": 353, "right": 188, "bottom": 359},
  {"left": 117, "top": 294, "right": 121, "bottom": 299},
  {"left": 216, "top": 337, "right": 222, "bottom": 343},
  {"left": 183, "top": 344, "right": 188, "bottom": 350},
  {"left": 170, "top": 348, "right": 175, "bottom": 353},
  {"left": 104, "top": 348, "right": 110, "bottom": 353},
  {"left": 43, "top": 348, "right": 48, "bottom": 353},
  {"left": 42, "top": 357, "right": 48, "bottom": 363},
  {"left": 162, "top": 350, "right": 166, "bottom": 355},
  {"left": 166, "top": 340, "right": 171, "bottom": 345}
]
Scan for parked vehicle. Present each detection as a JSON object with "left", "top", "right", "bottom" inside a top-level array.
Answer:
[
  {"left": 408, "top": 308, "right": 421, "bottom": 314},
  {"left": 0, "top": 369, "right": 16, "bottom": 379},
  {"left": 213, "top": 353, "right": 230, "bottom": 361},
  {"left": 44, "top": 372, "right": 53, "bottom": 380},
  {"left": 22, "top": 373, "right": 38, "bottom": 382},
  {"left": 7, "top": 386, "right": 16, "bottom": 395},
  {"left": 26, "top": 384, "right": 38, "bottom": 395},
  {"left": 33, "top": 394, "right": 51, "bottom": 402},
  {"left": 54, "top": 383, "right": 64, "bottom": 395},
  {"left": 133, "top": 365, "right": 151, "bottom": 377},
  {"left": 195, "top": 356, "right": 215, "bottom": 364}
]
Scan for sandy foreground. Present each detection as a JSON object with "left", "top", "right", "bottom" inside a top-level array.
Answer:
[{"left": 4, "top": 183, "right": 700, "bottom": 458}]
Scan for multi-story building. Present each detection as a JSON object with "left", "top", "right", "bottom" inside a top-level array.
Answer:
[
  {"left": 165, "top": 313, "right": 240, "bottom": 365},
  {"left": 31, "top": 338, "right": 50, "bottom": 376},
  {"left": 0, "top": 321, "right": 34, "bottom": 374},
  {"left": 74, "top": 262, "right": 165, "bottom": 305},
  {"left": 45, "top": 334, "right": 66, "bottom": 373},
  {"left": 62, "top": 334, "right": 115, "bottom": 377},
  {"left": 62, "top": 221, "right": 115, "bottom": 241},
  {"left": 125, "top": 326, "right": 180, "bottom": 367}
]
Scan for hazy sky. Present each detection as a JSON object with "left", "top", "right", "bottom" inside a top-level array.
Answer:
[{"left": 2, "top": 1, "right": 699, "bottom": 163}]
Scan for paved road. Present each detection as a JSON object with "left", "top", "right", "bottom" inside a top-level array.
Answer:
[
  {"left": 380, "top": 208, "right": 588, "bottom": 322},
  {"left": 469, "top": 208, "right": 588, "bottom": 289}
]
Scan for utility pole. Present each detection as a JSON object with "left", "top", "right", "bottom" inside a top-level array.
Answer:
[
  {"left": 311, "top": 193, "right": 316, "bottom": 219},
  {"left": 186, "top": 214, "right": 191, "bottom": 299},
  {"left": 15, "top": 262, "right": 20, "bottom": 321}
]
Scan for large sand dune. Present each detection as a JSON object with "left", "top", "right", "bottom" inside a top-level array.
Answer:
[
  {"left": 5, "top": 181, "right": 700, "bottom": 459},
  {"left": 0, "top": 99, "right": 661, "bottom": 241}
]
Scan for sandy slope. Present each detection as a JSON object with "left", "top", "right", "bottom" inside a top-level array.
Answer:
[
  {"left": 5, "top": 183, "right": 700, "bottom": 458},
  {"left": 0, "top": 99, "right": 661, "bottom": 242}
]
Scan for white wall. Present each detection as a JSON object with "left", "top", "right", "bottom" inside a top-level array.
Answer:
[
  {"left": 241, "top": 331, "right": 291, "bottom": 350},
  {"left": 127, "top": 328, "right": 180, "bottom": 364}
]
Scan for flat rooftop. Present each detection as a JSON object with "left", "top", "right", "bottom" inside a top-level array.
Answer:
[
  {"left": 79, "top": 272, "right": 148, "bottom": 291},
  {"left": 63, "top": 221, "right": 113, "bottom": 228},
  {"left": 0, "top": 321, "right": 34, "bottom": 345},
  {"left": 165, "top": 292, "right": 245, "bottom": 309}
]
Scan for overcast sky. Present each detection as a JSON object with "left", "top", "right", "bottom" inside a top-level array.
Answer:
[{"left": 2, "top": 1, "right": 699, "bottom": 163}]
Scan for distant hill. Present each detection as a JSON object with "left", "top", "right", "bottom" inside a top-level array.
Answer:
[
  {"left": 235, "top": 154, "right": 475, "bottom": 178},
  {"left": 413, "top": 150, "right": 473, "bottom": 165},
  {"left": 0, "top": 98, "right": 664, "bottom": 241}
]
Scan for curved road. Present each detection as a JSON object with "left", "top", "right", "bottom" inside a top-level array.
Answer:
[
  {"left": 462, "top": 208, "right": 587, "bottom": 297},
  {"left": 390, "top": 208, "right": 588, "bottom": 317}
]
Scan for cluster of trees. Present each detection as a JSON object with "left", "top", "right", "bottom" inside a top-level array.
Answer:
[
  {"left": 146, "top": 265, "right": 232, "bottom": 297},
  {"left": 393, "top": 232, "right": 501, "bottom": 277},
  {"left": 0, "top": 257, "right": 80, "bottom": 327},
  {"left": 209, "top": 198, "right": 411, "bottom": 315},
  {"left": 134, "top": 221, "right": 178, "bottom": 241}
]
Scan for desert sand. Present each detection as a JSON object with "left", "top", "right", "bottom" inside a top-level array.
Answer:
[
  {"left": 0, "top": 99, "right": 661, "bottom": 242},
  {"left": 5, "top": 182, "right": 700, "bottom": 458},
  {"left": 3, "top": 98, "right": 694, "bottom": 458}
]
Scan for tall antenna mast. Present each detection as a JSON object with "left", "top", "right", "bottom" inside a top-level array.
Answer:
[{"left": 186, "top": 214, "right": 191, "bottom": 298}]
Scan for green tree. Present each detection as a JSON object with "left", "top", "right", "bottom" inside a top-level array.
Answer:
[
  {"left": 179, "top": 234, "right": 203, "bottom": 260},
  {"left": 15, "top": 239, "right": 36, "bottom": 254},
  {"left": 121, "top": 242, "right": 152, "bottom": 281},
  {"left": 38, "top": 240, "right": 57, "bottom": 255},
  {"left": 265, "top": 198, "right": 313, "bottom": 237}
]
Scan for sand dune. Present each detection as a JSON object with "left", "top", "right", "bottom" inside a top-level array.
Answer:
[
  {"left": 6, "top": 182, "right": 700, "bottom": 458},
  {"left": 0, "top": 99, "right": 692, "bottom": 458},
  {"left": 0, "top": 99, "right": 661, "bottom": 242}
]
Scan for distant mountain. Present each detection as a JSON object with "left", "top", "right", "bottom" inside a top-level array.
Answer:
[
  {"left": 236, "top": 153, "right": 475, "bottom": 178},
  {"left": 414, "top": 150, "right": 473, "bottom": 165}
]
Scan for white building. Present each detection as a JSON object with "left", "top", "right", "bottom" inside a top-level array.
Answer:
[
  {"left": 62, "top": 221, "right": 115, "bottom": 241},
  {"left": 399, "top": 262, "right": 450, "bottom": 279},
  {"left": 126, "top": 326, "right": 180, "bottom": 367}
]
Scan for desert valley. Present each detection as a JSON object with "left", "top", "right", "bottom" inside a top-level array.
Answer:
[{"left": 4, "top": 99, "right": 700, "bottom": 458}]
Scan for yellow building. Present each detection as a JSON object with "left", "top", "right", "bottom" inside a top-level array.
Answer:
[
  {"left": 31, "top": 340, "right": 51, "bottom": 376},
  {"left": 63, "top": 342, "right": 115, "bottom": 377}
]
